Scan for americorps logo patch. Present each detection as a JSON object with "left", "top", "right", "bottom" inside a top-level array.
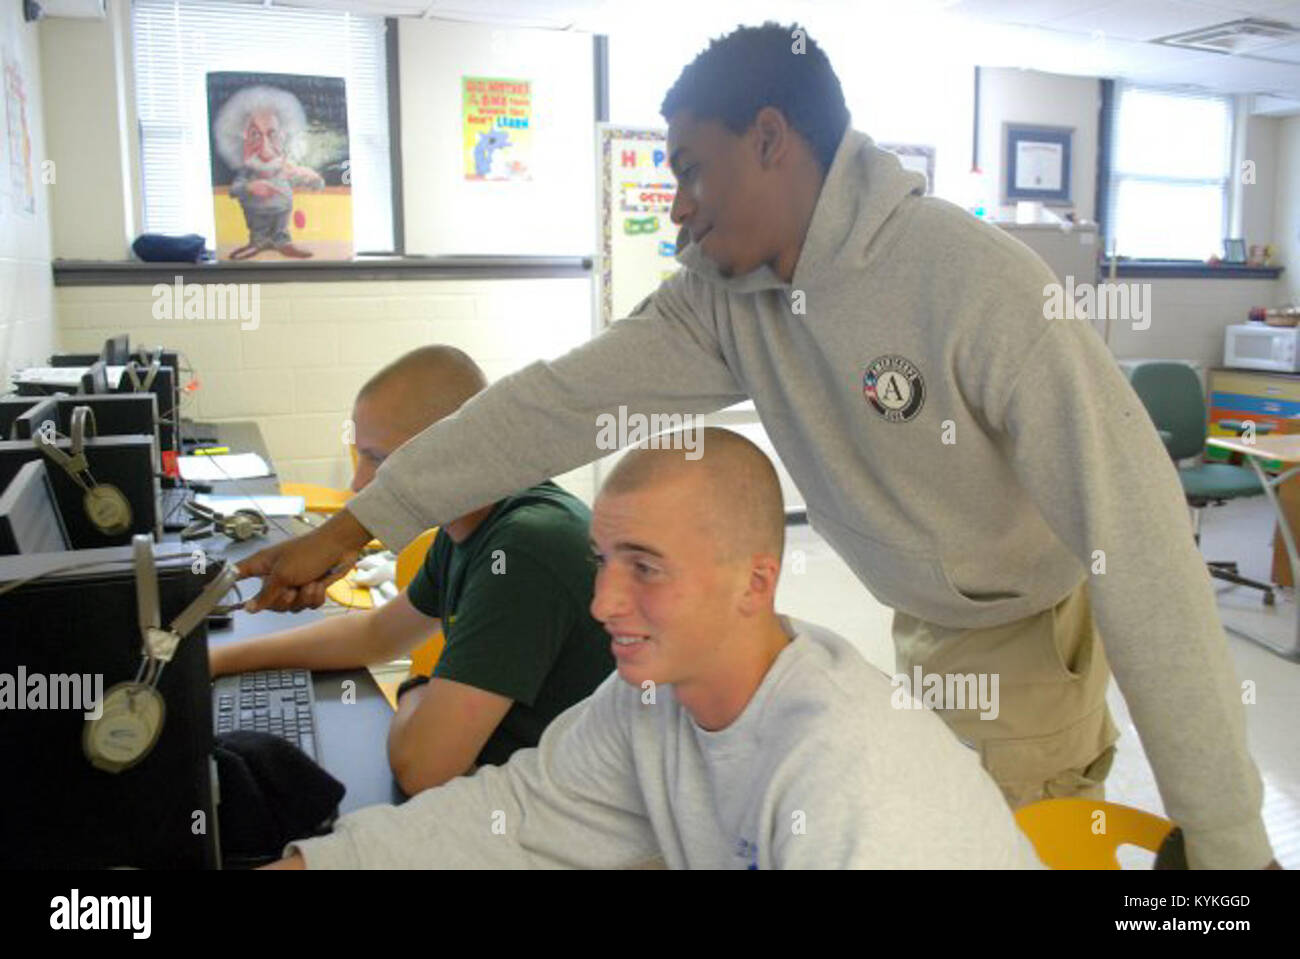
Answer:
[{"left": 863, "top": 355, "right": 925, "bottom": 422}]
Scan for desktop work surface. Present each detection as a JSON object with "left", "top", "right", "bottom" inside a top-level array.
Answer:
[
  {"left": 206, "top": 597, "right": 403, "bottom": 814},
  {"left": 177, "top": 420, "right": 402, "bottom": 814}
]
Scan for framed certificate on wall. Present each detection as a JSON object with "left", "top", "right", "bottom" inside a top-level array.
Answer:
[{"left": 1003, "top": 123, "right": 1073, "bottom": 205}]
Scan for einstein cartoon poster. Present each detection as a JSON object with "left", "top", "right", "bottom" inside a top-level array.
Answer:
[
  {"left": 207, "top": 72, "right": 352, "bottom": 260},
  {"left": 462, "top": 77, "right": 532, "bottom": 181}
]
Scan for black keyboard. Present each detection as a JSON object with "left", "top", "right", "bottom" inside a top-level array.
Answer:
[{"left": 213, "top": 669, "right": 319, "bottom": 761}]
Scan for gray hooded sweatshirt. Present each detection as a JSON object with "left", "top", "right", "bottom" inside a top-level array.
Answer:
[
  {"left": 291, "top": 619, "right": 1043, "bottom": 869},
  {"left": 349, "top": 129, "right": 1271, "bottom": 869}
]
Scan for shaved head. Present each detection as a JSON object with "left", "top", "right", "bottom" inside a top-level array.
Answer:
[
  {"left": 602, "top": 427, "right": 785, "bottom": 562},
  {"left": 350, "top": 345, "right": 488, "bottom": 492},
  {"left": 356, "top": 345, "right": 487, "bottom": 437}
]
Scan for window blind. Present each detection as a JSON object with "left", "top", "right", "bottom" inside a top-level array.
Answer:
[
  {"left": 131, "top": 0, "right": 393, "bottom": 252},
  {"left": 1106, "top": 83, "right": 1233, "bottom": 260}
]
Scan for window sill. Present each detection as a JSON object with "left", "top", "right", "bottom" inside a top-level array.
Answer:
[
  {"left": 1111, "top": 260, "right": 1283, "bottom": 280},
  {"left": 52, "top": 255, "right": 594, "bottom": 287}
]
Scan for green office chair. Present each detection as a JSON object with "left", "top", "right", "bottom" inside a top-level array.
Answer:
[{"left": 1127, "top": 360, "right": 1275, "bottom": 606}]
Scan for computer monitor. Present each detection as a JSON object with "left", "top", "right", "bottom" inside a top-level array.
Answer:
[
  {"left": 0, "top": 460, "right": 71, "bottom": 554},
  {"left": 0, "top": 544, "right": 222, "bottom": 868},
  {"left": 124, "top": 349, "right": 181, "bottom": 470},
  {"left": 41, "top": 395, "right": 161, "bottom": 466},
  {"left": 80, "top": 360, "right": 108, "bottom": 395},
  {"left": 0, "top": 434, "right": 160, "bottom": 547},
  {"left": 51, "top": 350, "right": 182, "bottom": 469},
  {"left": 10, "top": 396, "right": 58, "bottom": 442},
  {"left": 0, "top": 396, "right": 38, "bottom": 439},
  {"left": 102, "top": 333, "right": 131, "bottom": 365}
]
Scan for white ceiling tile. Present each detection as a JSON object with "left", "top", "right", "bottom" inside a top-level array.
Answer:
[
  {"left": 1047, "top": 0, "right": 1266, "bottom": 41},
  {"left": 263, "top": 0, "right": 1300, "bottom": 99},
  {"left": 946, "top": 0, "right": 1113, "bottom": 26}
]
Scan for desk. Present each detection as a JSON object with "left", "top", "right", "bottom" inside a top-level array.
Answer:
[
  {"left": 1206, "top": 434, "right": 1300, "bottom": 661},
  {"left": 175, "top": 419, "right": 402, "bottom": 813}
]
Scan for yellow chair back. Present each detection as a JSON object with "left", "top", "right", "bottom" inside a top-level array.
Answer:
[
  {"left": 278, "top": 447, "right": 360, "bottom": 515},
  {"left": 1015, "top": 798, "right": 1174, "bottom": 869},
  {"left": 397, "top": 528, "right": 445, "bottom": 678}
]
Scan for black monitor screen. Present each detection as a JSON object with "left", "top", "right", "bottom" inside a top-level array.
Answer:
[
  {"left": 80, "top": 361, "right": 108, "bottom": 395},
  {"left": 0, "top": 460, "right": 71, "bottom": 554},
  {"left": 0, "top": 545, "right": 220, "bottom": 868}
]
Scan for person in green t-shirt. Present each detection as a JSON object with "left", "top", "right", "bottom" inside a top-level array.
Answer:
[{"left": 212, "top": 345, "right": 613, "bottom": 796}]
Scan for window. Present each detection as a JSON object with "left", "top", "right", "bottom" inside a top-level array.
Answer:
[
  {"left": 132, "top": 0, "right": 393, "bottom": 253},
  {"left": 1105, "top": 84, "right": 1233, "bottom": 260}
]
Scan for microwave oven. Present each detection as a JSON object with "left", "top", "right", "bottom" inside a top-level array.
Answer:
[{"left": 1224, "top": 323, "right": 1300, "bottom": 373}]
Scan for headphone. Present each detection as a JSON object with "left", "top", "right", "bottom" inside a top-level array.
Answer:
[
  {"left": 180, "top": 499, "right": 269, "bottom": 544},
  {"left": 83, "top": 535, "right": 240, "bottom": 773},
  {"left": 122, "top": 352, "right": 162, "bottom": 393},
  {"left": 33, "top": 405, "right": 133, "bottom": 537}
]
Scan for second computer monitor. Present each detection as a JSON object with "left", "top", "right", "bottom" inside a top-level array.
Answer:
[{"left": 0, "top": 460, "right": 71, "bottom": 555}]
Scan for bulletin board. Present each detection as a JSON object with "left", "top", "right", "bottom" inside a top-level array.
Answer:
[
  {"left": 591, "top": 125, "right": 806, "bottom": 512},
  {"left": 596, "top": 125, "right": 681, "bottom": 331}
]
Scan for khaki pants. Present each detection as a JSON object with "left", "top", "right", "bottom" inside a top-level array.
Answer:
[{"left": 892, "top": 580, "right": 1119, "bottom": 810}]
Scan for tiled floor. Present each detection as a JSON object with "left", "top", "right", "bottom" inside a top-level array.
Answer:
[{"left": 775, "top": 499, "right": 1300, "bottom": 869}]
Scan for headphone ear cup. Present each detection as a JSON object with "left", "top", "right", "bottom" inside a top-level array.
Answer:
[
  {"left": 228, "top": 509, "right": 268, "bottom": 542},
  {"left": 84, "top": 484, "right": 133, "bottom": 536},
  {"left": 84, "top": 682, "right": 166, "bottom": 773}
]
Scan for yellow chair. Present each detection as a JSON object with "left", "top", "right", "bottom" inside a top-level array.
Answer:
[
  {"left": 279, "top": 482, "right": 350, "bottom": 514},
  {"left": 1015, "top": 798, "right": 1174, "bottom": 869},
  {"left": 396, "top": 528, "right": 446, "bottom": 679},
  {"left": 371, "top": 528, "right": 445, "bottom": 709},
  {"left": 279, "top": 446, "right": 359, "bottom": 515}
]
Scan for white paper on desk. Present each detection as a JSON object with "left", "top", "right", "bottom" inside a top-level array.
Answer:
[
  {"left": 177, "top": 452, "right": 271, "bottom": 482},
  {"left": 194, "top": 493, "right": 305, "bottom": 517}
]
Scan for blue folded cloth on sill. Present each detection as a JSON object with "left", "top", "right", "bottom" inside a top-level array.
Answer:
[{"left": 132, "top": 233, "right": 214, "bottom": 263}]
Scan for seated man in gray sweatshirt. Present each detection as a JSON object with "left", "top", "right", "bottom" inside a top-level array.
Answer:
[{"left": 269, "top": 429, "right": 1040, "bottom": 869}]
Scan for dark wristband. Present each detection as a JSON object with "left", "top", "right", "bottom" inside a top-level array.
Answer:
[{"left": 395, "top": 674, "right": 431, "bottom": 701}]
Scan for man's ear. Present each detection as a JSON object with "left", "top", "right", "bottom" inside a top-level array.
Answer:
[
  {"left": 752, "top": 106, "right": 792, "bottom": 170},
  {"left": 739, "top": 553, "right": 781, "bottom": 615}
]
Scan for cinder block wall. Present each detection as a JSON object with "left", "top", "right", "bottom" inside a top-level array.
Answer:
[{"left": 54, "top": 277, "right": 598, "bottom": 503}]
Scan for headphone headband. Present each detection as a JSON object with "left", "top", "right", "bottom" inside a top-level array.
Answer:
[
  {"left": 69, "top": 405, "right": 96, "bottom": 457},
  {"left": 132, "top": 534, "right": 240, "bottom": 662},
  {"left": 124, "top": 351, "right": 162, "bottom": 393}
]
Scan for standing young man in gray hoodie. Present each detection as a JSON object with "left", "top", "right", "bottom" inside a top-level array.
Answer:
[{"left": 240, "top": 23, "right": 1277, "bottom": 869}]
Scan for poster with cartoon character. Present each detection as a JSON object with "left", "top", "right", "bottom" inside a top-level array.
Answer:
[
  {"left": 462, "top": 77, "right": 532, "bottom": 181},
  {"left": 207, "top": 72, "right": 352, "bottom": 260}
]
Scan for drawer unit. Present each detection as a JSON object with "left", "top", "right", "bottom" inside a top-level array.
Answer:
[{"left": 1206, "top": 368, "right": 1300, "bottom": 471}]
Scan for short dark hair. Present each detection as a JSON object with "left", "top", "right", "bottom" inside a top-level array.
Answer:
[{"left": 660, "top": 22, "right": 850, "bottom": 171}]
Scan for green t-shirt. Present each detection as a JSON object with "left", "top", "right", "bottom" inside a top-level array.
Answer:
[{"left": 405, "top": 481, "right": 614, "bottom": 768}]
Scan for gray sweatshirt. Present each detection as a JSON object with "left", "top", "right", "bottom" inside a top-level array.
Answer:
[
  {"left": 349, "top": 129, "right": 1271, "bottom": 869},
  {"left": 291, "top": 619, "right": 1043, "bottom": 868}
]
